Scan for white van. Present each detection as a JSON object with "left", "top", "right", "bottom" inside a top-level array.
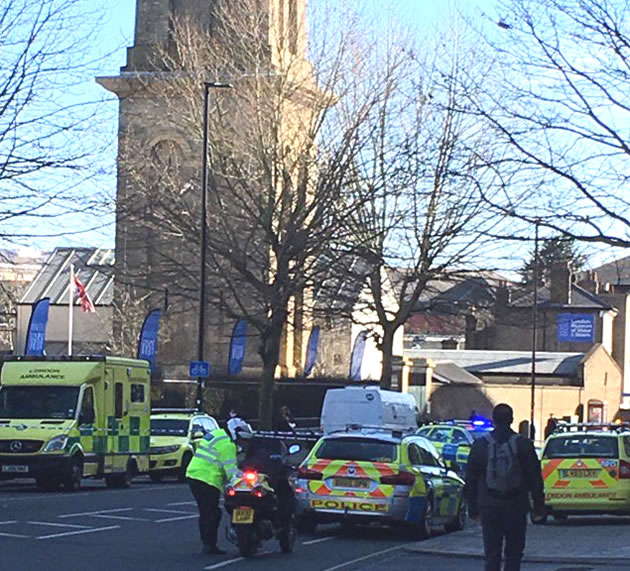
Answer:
[{"left": 320, "top": 386, "right": 417, "bottom": 435}]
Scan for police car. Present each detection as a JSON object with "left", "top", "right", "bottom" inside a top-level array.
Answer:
[
  {"left": 542, "top": 423, "right": 630, "bottom": 519},
  {"left": 295, "top": 427, "right": 466, "bottom": 537},
  {"left": 149, "top": 409, "right": 219, "bottom": 482},
  {"left": 416, "top": 419, "right": 493, "bottom": 471}
]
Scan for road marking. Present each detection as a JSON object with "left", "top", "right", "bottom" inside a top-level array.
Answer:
[
  {"left": 37, "top": 525, "right": 120, "bottom": 540},
  {"left": 203, "top": 557, "right": 244, "bottom": 570},
  {"left": 0, "top": 532, "right": 29, "bottom": 538},
  {"left": 302, "top": 536, "right": 335, "bottom": 546},
  {"left": 0, "top": 521, "right": 17, "bottom": 525},
  {"left": 321, "top": 545, "right": 404, "bottom": 571},
  {"left": 154, "top": 514, "right": 198, "bottom": 523},
  {"left": 144, "top": 508, "right": 195, "bottom": 515},
  {"left": 91, "top": 514, "right": 151, "bottom": 522},
  {"left": 27, "top": 521, "right": 92, "bottom": 529},
  {"left": 167, "top": 501, "right": 196, "bottom": 506},
  {"left": 59, "top": 507, "right": 133, "bottom": 519}
]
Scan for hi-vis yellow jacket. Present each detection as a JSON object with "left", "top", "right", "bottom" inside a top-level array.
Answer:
[{"left": 186, "top": 428, "right": 237, "bottom": 490}]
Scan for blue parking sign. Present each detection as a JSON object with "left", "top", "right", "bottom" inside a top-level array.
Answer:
[{"left": 189, "top": 360, "right": 210, "bottom": 378}]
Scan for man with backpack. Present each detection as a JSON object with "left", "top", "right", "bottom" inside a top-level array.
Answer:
[{"left": 465, "top": 403, "right": 545, "bottom": 571}]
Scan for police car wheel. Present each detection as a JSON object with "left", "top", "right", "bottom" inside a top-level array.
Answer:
[
  {"left": 552, "top": 512, "right": 568, "bottom": 522},
  {"left": 411, "top": 495, "right": 434, "bottom": 539},
  {"left": 296, "top": 516, "right": 317, "bottom": 534},
  {"left": 444, "top": 501, "right": 466, "bottom": 532}
]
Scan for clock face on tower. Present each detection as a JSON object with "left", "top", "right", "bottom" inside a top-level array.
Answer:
[{"left": 151, "top": 139, "right": 182, "bottom": 170}]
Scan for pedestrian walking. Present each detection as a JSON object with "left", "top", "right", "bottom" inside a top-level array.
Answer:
[
  {"left": 275, "top": 405, "right": 297, "bottom": 432},
  {"left": 186, "top": 425, "right": 238, "bottom": 555},
  {"left": 465, "top": 403, "right": 545, "bottom": 571},
  {"left": 544, "top": 414, "right": 558, "bottom": 439}
]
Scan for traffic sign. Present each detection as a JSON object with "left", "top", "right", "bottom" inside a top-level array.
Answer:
[{"left": 189, "top": 360, "right": 210, "bottom": 378}]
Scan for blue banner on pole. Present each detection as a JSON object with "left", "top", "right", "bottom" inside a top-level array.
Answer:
[
  {"left": 25, "top": 298, "right": 50, "bottom": 356},
  {"left": 557, "top": 313, "right": 595, "bottom": 343},
  {"left": 137, "top": 309, "right": 162, "bottom": 372},
  {"left": 228, "top": 319, "right": 247, "bottom": 376},
  {"left": 349, "top": 330, "right": 368, "bottom": 381},
  {"left": 304, "top": 326, "right": 320, "bottom": 377}
]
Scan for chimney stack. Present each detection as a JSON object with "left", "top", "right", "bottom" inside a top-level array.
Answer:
[{"left": 550, "top": 261, "right": 571, "bottom": 304}]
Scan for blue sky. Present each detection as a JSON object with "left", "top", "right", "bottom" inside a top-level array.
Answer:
[{"left": 24, "top": 0, "right": 618, "bottom": 271}]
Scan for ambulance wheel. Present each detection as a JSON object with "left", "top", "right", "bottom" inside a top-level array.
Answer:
[
  {"left": 177, "top": 452, "right": 192, "bottom": 482},
  {"left": 105, "top": 461, "right": 134, "bottom": 489},
  {"left": 444, "top": 500, "right": 466, "bottom": 532},
  {"left": 150, "top": 472, "right": 164, "bottom": 483},
  {"left": 62, "top": 458, "right": 83, "bottom": 492},
  {"left": 36, "top": 476, "right": 60, "bottom": 492},
  {"left": 296, "top": 516, "right": 317, "bottom": 534},
  {"left": 412, "top": 495, "right": 434, "bottom": 539}
]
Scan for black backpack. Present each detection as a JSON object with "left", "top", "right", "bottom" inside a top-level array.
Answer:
[{"left": 485, "top": 433, "right": 523, "bottom": 494}]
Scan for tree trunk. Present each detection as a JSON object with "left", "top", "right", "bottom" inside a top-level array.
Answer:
[
  {"left": 379, "top": 327, "right": 395, "bottom": 390},
  {"left": 257, "top": 326, "right": 283, "bottom": 429}
]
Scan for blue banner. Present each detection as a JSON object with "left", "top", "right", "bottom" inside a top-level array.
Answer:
[
  {"left": 304, "top": 326, "right": 320, "bottom": 377},
  {"left": 557, "top": 313, "right": 595, "bottom": 343},
  {"left": 25, "top": 298, "right": 50, "bottom": 356},
  {"left": 349, "top": 330, "right": 368, "bottom": 381},
  {"left": 137, "top": 309, "right": 162, "bottom": 372},
  {"left": 229, "top": 319, "right": 247, "bottom": 375}
]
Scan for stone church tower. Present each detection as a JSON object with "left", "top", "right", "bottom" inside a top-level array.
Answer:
[{"left": 97, "top": 0, "right": 309, "bottom": 377}]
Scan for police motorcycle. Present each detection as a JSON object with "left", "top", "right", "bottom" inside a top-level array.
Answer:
[{"left": 224, "top": 435, "right": 303, "bottom": 558}]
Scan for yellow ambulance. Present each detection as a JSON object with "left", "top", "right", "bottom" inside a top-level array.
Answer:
[
  {"left": 541, "top": 424, "right": 630, "bottom": 519},
  {"left": 0, "top": 356, "right": 151, "bottom": 491}
]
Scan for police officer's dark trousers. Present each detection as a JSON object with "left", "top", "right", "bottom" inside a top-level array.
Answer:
[
  {"left": 188, "top": 478, "right": 222, "bottom": 549},
  {"left": 481, "top": 505, "right": 527, "bottom": 571}
]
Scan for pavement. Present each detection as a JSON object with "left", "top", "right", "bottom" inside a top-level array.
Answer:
[{"left": 407, "top": 515, "right": 630, "bottom": 566}]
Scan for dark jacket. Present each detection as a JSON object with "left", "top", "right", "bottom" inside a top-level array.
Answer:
[{"left": 464, "top": 426, "right": 544, "bottom": 519}]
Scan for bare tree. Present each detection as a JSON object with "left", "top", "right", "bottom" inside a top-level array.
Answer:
[
  {"left": 331, "top": 19, "right": 504, "bottom": 388},
  {"left": 0, "top": 0, "right": 112, "bottom": 246},
  {"left": 117, "top": 2, "right": 408, "bottom": 426},
  {"left": 461, "top": 0, "right": 630, "bottom": 248}
]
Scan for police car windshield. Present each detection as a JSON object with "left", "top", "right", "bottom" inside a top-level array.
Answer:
[
  {"left": 0, "top": 386, "right": 79, "bottom": 419},
  {"left": 316, "top": 437, "right": 397, "bottom": 462},
  {"left": 543, "top": 435, "right": 619, "bottom": 459},
  {"left": 151, "top": 419, "right": 189, "bottom": 436}
]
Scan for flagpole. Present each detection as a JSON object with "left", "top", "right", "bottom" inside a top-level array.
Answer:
[{"left": 68, "top": 264, "right": 74, "bottom": 356}]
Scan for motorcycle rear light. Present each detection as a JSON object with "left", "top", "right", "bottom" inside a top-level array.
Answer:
[
  {"left": 619, "top": 460, "right": 630, "bottom": 479},
  {"left": 226, "top": 488, "right": 236, "bottom": 497},
  {"left": 244, "top": 471, "right": 258, "bottom": 484},
  {"left": 380, "top": 471, "right": 415, "bottom": 486},
  {"left": 297, "top": 466, "right": 323, "bottom": 480},
  {"left": 253, "top": 488, "right": 265, "bottom": 498}
]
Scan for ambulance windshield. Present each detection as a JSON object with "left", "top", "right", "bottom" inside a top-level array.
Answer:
[
  {"left": 0, "top": 386, "right": 79, "bottom": 419},
  {"left": 543, "top": 435, "right": 619, "bottom": 459}
]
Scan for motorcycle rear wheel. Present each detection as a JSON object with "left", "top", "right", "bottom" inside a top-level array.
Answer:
[{"left": 236, "top": 525, "right": 257, "bottom": 558}]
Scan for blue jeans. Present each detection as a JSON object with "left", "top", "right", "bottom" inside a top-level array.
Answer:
[{"left": 481, "top": 506, "right": 527, "bottom": 571}]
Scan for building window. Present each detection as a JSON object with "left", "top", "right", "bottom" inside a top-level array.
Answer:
[{"left": 131, "top": 384, "right": 145, "bottom": 403}]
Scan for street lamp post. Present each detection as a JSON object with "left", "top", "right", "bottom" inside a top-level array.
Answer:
[
  {"left": 530, "top": 221, "right": 540, "bottom": 440},
  {"left": 197, "top": 81, "right": 233, "bottom": 411}
]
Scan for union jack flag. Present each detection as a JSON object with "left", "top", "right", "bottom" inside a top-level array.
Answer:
[{"left": 74, "top": 275, "right": 96, "bottom": 313}]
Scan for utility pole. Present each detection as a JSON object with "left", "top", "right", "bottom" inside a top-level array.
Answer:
[{"left": 530, "top": 221, "right": 540, "bottom": 441}]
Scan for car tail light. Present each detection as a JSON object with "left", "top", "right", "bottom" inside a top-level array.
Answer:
[
  {"left": 380, "top": 471, "right": 415, "bottom": 486},
  {"left": 226, "top": 487, "right": 236, "bottom": 496},
  {"left": 297, "top": 466, "right": 323, "bottom": 480},
  {"left": 619, "top": 460, "right": 630, "bottom": 479},
  {"left": 244, "top": 471, "right": 258, "bottom": 484}
]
